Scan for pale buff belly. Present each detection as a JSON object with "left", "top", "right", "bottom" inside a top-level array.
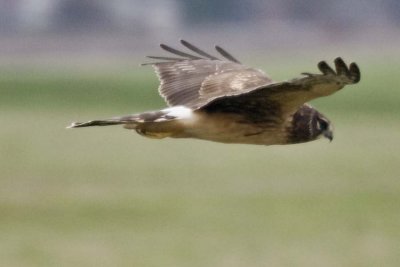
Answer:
[{"left": 171, "top": 112, "right": 288, "bottom": 145}]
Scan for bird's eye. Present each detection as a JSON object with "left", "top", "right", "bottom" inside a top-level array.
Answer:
[{"left": 318, "top": 119, "right": 329, "bottom": 130}]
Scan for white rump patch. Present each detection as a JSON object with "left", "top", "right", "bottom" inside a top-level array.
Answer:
[{"left": 162, "top": 106, "right": 193, "bottom": 119}]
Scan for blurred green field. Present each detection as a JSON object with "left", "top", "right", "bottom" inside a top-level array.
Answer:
[{"left": 1, "top": 58, "right": 400, "bottom": 267}]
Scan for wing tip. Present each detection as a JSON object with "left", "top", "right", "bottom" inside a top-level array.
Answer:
[
  {"left": 317, "top": 60, "right": 335, "bottom": 75},
  {"left": 334, "top": 57, "right": 346, "bottom": 67},
  {"left": 318, "top": 57, "right": 360, "bottom": 84},
  {"left": 334, "top": 57, "right": 359, "bottom": 81},
  {"left": 349, "top": 62, "right": 361, "bottom": 83}
]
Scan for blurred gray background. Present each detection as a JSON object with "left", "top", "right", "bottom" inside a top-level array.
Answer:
[{"left": 1, "top": 0, "right": 399, "bottom": 68}]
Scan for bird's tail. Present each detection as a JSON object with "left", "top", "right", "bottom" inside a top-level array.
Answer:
[
  {"left": 67, "top": 120, "right": 123, "bottom": 128},
  {"left": 68, "top": 106, "right": 193, "bottom": 129},
  {"left": 67, "top": 106, "right": 193, "bottom": 139},
  {"left": 67, "top": 114, "right": 143, "bottom": 129}
]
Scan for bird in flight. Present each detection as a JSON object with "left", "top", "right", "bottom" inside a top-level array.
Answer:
[{"left": 68, "top": 40, "right": 360, "bottom": 145}]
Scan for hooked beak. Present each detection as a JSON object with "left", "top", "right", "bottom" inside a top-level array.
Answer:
[{"left": 323, "top": 130, "right": 333, "bottom": 142}]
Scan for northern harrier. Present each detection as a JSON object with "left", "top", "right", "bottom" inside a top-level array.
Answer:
[{"left": 68, "top": 40, "right": 360, "bottom": 145}]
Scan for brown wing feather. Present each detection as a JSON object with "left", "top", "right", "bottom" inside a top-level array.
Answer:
[
  {"left": 145, "top": 42, "right": 360, "bottom": 118},
  {"left": 201, "top": 58, "right": 360, "bottom": 117},
  {"left": 270, "top": 57, "right": 360, "bottom": 115},
  {"left": 189, "top": 67, "right": 273, "bottom": 109},
  {"left": 147, "top": 41, "right": 273, "bottom": 108}
]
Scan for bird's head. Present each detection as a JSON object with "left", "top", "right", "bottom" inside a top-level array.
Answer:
[
  {"left": 314, "top": 113, "right": 333, "bottom": 142},
  {"left": 289, "top": 105, "right": 334, "bottom": 144}
]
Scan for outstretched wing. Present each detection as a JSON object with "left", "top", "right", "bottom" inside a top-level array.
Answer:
[
  {"left": 201, "top": 57, "right": 361, "bottom": 117},
  {"left": 144, "top": 40, "right": 273, "bottom": 108}
]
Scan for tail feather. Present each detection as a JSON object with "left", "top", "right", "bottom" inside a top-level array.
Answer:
[
  {"left": 67, "top": 119, "right": 127, "bottom": 128},
  {"left": 67, "top": 106, "right": 193, "bottom": 132}
]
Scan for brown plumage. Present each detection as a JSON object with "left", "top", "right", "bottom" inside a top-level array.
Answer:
[{"left": 68, "top": 40, "right": 361, "bottom": 145}]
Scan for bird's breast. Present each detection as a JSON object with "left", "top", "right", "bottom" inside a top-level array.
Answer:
[{"left": 175, "top": 111, "right": 288, "bottom": 145}]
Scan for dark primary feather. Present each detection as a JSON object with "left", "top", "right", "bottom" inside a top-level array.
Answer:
[
  {"left": 159, "top": 44, "right": 202, "bottom": 60},
  {"left": 318, "top": 61, "right": 335, "bottom": 75},
  {"left": 334, "top": 57, "right": 350, "bottom": 76},
  {"left": 180, "top": 40, "right": 219, "bottom": 60},
  {"left": 349, "top": 63, "right": 361, "bottom": 83},
  {"left": 215, "top": 45, "right": 241, "bottom": 63},
  {"left": 147, "top": 40, "right": 243, "bottom": 63}
]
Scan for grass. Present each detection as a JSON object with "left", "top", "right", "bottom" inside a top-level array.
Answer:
[{"left": 0, "top": 59, "right": 399, "bottom": 266}]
